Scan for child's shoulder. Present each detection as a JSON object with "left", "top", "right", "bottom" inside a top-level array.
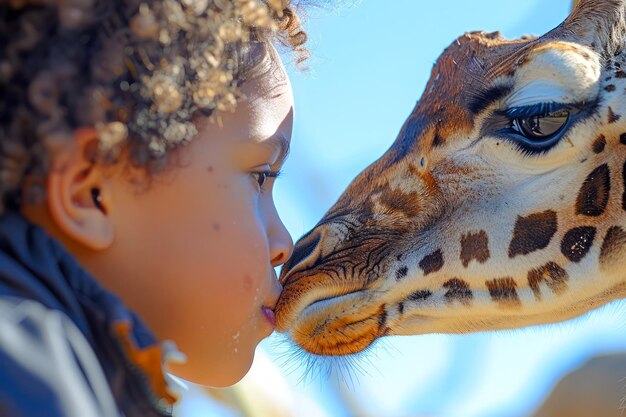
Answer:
[{"left": 0, "top": 297, "right": 119, "bottom": 417}]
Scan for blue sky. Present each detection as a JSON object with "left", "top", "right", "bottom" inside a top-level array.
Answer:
[{"left": 257, "top": 1, "right": 626, "bottom": 417}]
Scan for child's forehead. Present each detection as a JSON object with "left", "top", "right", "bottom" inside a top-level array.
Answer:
[{"left": 240, "top": 44, "right": 290, "bottom": 102}]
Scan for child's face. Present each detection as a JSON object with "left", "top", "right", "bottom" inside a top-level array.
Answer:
[{"left": 62, "top": 49, "right": 294, "bottom": 386}]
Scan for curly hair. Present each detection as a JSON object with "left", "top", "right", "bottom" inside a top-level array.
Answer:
[{"left": 0, "top": 0, "right": 308, "bottom": 212}]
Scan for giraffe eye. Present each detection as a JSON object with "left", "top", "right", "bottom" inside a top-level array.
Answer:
[{"left": 511, "top": 109, "right": 570, "bottom": 140}]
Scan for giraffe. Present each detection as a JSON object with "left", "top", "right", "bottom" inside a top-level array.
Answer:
[{"left": 274, "top": 0, "right": 626, "bottom": 356}]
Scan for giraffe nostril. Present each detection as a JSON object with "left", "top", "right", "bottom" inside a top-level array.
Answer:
[{"left": 280, "top": 228, "right": 322, "bottom": 280}]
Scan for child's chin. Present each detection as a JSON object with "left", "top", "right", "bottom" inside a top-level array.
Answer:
[{"left": 167, "top": 353, "right": 254, "bottom": 387}]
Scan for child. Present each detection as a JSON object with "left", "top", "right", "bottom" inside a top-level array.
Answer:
[{"left": 0, "top": 1, "right": 308, "bottom": 416}]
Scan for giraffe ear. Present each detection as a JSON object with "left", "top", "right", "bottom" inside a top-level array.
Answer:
[{"left": 558, "top": 0, "right": 625, "bottom": 51}]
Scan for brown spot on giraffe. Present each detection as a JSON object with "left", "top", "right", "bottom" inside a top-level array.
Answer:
[
  {"left": 604, "top": 84, "right": 616, "bottom": 92},
  {"left": 561, "top": 226, "right": 596, "bottom": 262},
  {"left": 592, "top": 135, "right": 606, "bottom": 153},
  {"left": 508, "top": 210, "right": 558, "bottom": 258},
  {"left": 608, "top": 107, "right": 621, "bottom": 123},
  {"left": 620, "top": 133, "right": 626, "bottom": 145},
  {"left": 408, "top": 290, "right": 433, "bottom": 302},
  {"left": 377, "top": 188, "right": 422, "bottom": 218},
  {"left": 599, "top": 226, "right": 626, "bottom": 269},
  {"left": 616, "top": 69, "right": 626, "bottom": 78},
  {"left": 395, "top": 266, "right": 408, "bottom": 280},
  {"left": 486, "top": 277, "right": 521, "bottom": 307},
  {"left": 443, "top": 278, "right": 473, "bottom": 306},
  {"left": 575, "top": 164, "right": 611, "bottom": 216},
  {"left": 527, "top": 262, "right": 569, "bottom": 300},
  {"left": 419, "top": 249, "right": 444, "bottom": 275},
  {"left": 460, "top": 230, "right": 490, "bottom": 267}
]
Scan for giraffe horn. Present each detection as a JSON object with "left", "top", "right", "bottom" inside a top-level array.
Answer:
[{"left": 560, "top": 0, "right": 625, "bottom": 53}]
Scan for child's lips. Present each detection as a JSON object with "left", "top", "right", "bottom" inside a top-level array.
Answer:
[{"left": 262, "top": 306, "right": 276, "bottom": 327}]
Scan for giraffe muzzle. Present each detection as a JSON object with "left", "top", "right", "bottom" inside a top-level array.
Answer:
[{"left": 275, "top": 280, "right": 387, "bottom": 355}]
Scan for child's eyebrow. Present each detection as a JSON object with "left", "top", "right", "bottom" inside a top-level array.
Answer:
[{"left": 261, "top": 134, "right": 290, "bottom": 166}]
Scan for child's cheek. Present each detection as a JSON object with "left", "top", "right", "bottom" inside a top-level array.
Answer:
[{"left": 204, "top": 167, "right": 271, "bottom": 304}]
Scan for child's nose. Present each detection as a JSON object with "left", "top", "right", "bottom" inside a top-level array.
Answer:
[{"left": 270, "top": 220, "right": 293, "bottom": 267}]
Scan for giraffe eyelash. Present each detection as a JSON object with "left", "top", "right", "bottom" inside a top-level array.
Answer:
[{"left": 503, "top": 101, "right": 569, "bottom": 118}]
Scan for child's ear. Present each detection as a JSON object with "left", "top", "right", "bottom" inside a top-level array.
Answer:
[{"left": 46, "top": 127, "right": 114, "bottom": 251}]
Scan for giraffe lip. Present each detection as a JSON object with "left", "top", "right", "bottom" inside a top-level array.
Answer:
[
  {"left": 275, "top": 272, "right": 368, "bottom": 332},
  {"left": 284, "top": 289, "right": 386, "bottom": 355},
  {"left": 275, "top": 288, "right": 364, "bottom": 331}
]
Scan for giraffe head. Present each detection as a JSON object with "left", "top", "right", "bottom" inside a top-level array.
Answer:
[{"left": 275, "top": 0, "right": 626, "bottom": 356}]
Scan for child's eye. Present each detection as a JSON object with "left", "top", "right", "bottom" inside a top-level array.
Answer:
[
  {"left": 252, "top": 172, "right": 268, "bottom": 188},
  {"left": 251, "top": 170, "right": 281, "bottom": 189}
]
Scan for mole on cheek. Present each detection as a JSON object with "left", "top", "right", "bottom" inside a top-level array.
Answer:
[
  {"left": 207, "top": 166, "right": 214, "bottom": 173},
  {"left": 243, "top": 274, "right": 253, "bottom": 291},
  {"left": 212, "top": 223, "right": 221, "bottom": 231}
]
